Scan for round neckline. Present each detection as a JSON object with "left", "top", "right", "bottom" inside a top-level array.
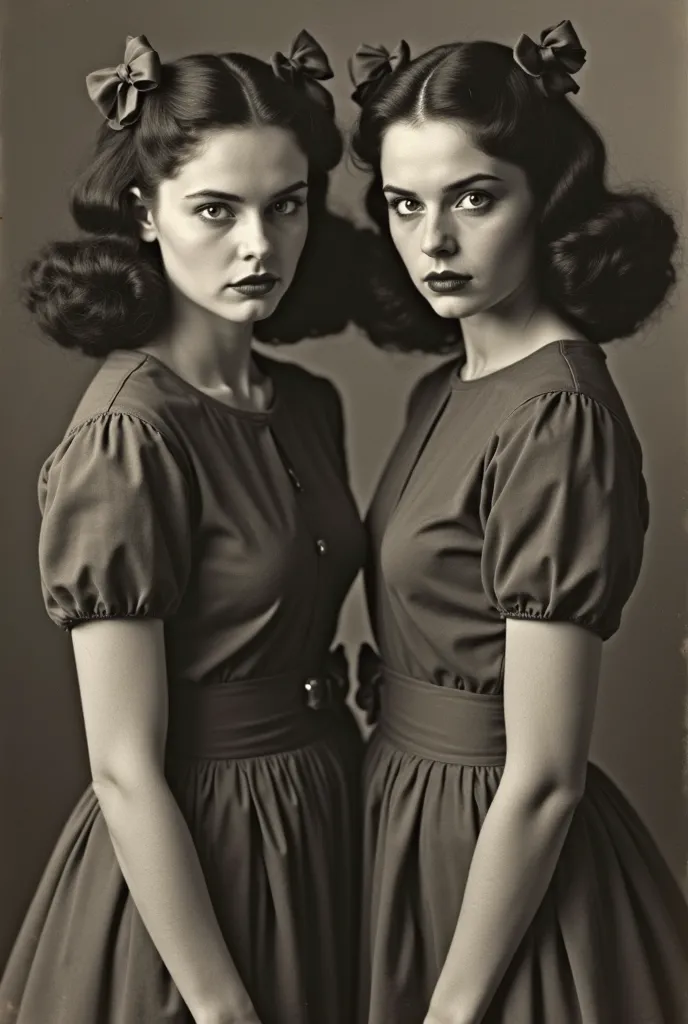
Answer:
[
  {"left": 133, "top": 348, "right": 278, "bottom": 422},
  {"left": 450, "top": 338, "right": 598, "bottom": 390}
]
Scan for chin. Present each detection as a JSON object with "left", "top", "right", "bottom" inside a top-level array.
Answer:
[
  {"left": 216, "top": 293, "right": 282, "bottom": 324},
  {"left": 425, "top": 292, "right": 484, "bottom": 320}
]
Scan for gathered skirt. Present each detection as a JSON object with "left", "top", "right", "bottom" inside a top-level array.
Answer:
[
  {"left": 1, "top": 676, "right": 362, "bottom": 1024},
  {"left": 359, "top": 669, "right": 688, "bottom": 1024}
]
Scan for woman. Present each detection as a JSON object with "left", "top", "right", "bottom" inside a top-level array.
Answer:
[
  {"left": 349, "top": 20, "right": 688, "bottom": 1024},
  {"left": 1, "top": 31, "right": 365, "bottom": 1024}
]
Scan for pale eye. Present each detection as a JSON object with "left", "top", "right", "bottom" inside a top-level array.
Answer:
[
  {"left": 390, "top": 197, "right": 423, "bottom": 216},
  {"left": 457, "top": 192, "right": 493, "bottom": 212},
  {"left": 198, "top": 204, "right": 233, "bottom": 222},
  {"left": 271, "top": 198, "right": 304, "bottom": 216}
]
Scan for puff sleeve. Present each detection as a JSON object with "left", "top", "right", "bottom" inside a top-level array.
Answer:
[
  {"left": 38, "top": 411, "right": 193, "bottom": 629},
  {"left": 480, "top": 391, "right": 648, "bottom": 641}
]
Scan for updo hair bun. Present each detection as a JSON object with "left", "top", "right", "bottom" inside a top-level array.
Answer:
[
  {"left": 544, "top": 190, "right": 679, "bottom": 343},
  {"left": 21, "top": 235, "right": 168, "bottom": 357}
]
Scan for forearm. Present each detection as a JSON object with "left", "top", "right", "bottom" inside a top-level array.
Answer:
[
  {"left": 95, "top": 773, "right": 258, "bottom": 1024},
  {"left": 428, "top": 776, "right": 581, "bottom": 1024}
]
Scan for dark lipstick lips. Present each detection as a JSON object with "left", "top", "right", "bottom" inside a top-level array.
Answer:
[
  {"left": 233, "top": 273, "right": 279, "bottom": 285},
  {"left": 424, "top": 271, "right": 472, "bottom": 294},
  {"left": 424, "top": 271, "right": 472, "bottom": 282},
  {"left": 229, "top": 273, "right": 279, "bottom": 296}
]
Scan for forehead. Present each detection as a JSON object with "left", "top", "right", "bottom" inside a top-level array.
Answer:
[
  {"left": 380, "top": 119, "right": 515, "bottom": 192},
  {"left": 168, "top": 125, "right": 308, "bottom": 197}
]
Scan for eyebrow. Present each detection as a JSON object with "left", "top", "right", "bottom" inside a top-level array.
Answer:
[
  {"left": 382, "top": 174, "right": 503, "bottom": 198},
  {"left": 184, "top": 180, "right": 309, "bottom": 202}
]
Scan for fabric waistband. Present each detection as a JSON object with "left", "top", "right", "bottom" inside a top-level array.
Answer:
[
  {"left": 166, "top": 666, "right": 347, "bottom": 761},
  {"left": 379, "top": 667, "right": 506, "bottom": 766}
]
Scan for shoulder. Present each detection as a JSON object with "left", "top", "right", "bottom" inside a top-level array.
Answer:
[
  {"left": 503, "top": 340, "right": 632, "bottom": 417},
  {"left": 67, "top": 351, "right": 190, "bottom": 428},
  {"left": 57, "top": 350, "right": 197, "bottom": 469},
  {"left": 493, "top": 341, "right": 642, "bottom": 461},
  {"left": 40, "top": 351, "right": 197, "bottom": 491}
]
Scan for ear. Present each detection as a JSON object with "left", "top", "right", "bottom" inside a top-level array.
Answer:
[{"left": 129, "top": 186, "right": 158, "bottom": 243}]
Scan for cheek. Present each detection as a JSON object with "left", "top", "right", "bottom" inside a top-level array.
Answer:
[
  {"left": 156, "top": 228, "right": 230, "bottom": 301},
  {"left": 157, "top": 221, "right": 224, "bottom": 267},
  {"left": 475, "top": 210, "right": 535, "bottom": 279},
  {"left": 275, "top": 218, "right": 309, "bottom": 273}
]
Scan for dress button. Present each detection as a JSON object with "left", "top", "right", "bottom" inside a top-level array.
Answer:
[
  {"left": 315, "top": 538, "right": 327, "bottom": 555},
  {"left": 304, "top": 676, "right": 326, "bottom": 709}
]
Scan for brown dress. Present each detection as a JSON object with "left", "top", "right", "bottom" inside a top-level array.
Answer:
[
  {"left": 358, "top": 340, "right": 688, "bottom": 1024},
  {"left": 0, "top": 349, "right": 365, "bottom": 1024}
]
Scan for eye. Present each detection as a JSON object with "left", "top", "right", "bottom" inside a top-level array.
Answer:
[
  {"left": 198, "top": 203, "right": 234, "bottom": 223},
  {"left": 270, "top": 197, "right": 305, "bottom": 216},
  {"left": 456, "top": 191, "right": 494, "bottom": 213},
  {"left": 388, "top": 197, "right": 424, "bottom": 217}
]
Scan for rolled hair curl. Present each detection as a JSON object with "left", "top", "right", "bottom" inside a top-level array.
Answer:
[
  {"left": 349, "top": 39, "right": 679, "bottom": 352},
  {"left": 23, "top": 41, "right": 359, "bottom": 356}
]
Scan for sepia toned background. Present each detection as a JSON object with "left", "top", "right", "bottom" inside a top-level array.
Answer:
[{"left": 1, "top": 0, "right": 686, "bottom": 966}]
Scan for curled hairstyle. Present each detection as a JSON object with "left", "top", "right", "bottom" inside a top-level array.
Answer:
[
  {"left": 23, "top": 46, "right": 356, "bottom": 356},
  {"left": 350, "top": 40, "right": 679, "bottom": 352}
]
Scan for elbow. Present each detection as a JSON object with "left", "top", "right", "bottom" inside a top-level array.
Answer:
[
  {"left": 503, "top": 770, "right": 586, "bottom": 822},
  {"left": 91, "top": 768, "right": 133, "bottom": 811},
  {"left": 546, "top": 780, "right": 585, "bottom": 818},
  {"left": 90, "top": 757, "right": 163, "bottom": 808}
]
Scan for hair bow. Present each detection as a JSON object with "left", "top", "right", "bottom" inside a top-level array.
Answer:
[
  {"left": 348, "top": 40, "right": 411, "bottom": 106},
  {"left": 271, "top": 30, "right": 335, "bottom": 115},
  {"left": 513, "top": 20, "right": 586, "bottom": 98},
  {"left": 86, "top": 35, "right": 161, "bottom": 130}
]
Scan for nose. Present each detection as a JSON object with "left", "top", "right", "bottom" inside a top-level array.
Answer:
[
  {"left": 421, "top": 211, "right": 458, "bottom": 258},
  {"left": 236, "top": 211, "right": 272, "bottom": 262}
]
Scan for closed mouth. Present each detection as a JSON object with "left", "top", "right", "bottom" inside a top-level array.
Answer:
[
  {"left": 424, "top": 271, "right": 472, "bottom": 293},
  {"left": 229, "top": 273, "right": 280, "bottom": 295},
  {"left": 424, "top": 272, "right": 472, "bottom": 283}
]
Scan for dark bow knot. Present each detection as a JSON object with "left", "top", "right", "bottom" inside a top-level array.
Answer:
[
  {"left": 271, "top": 30, "right": 335, "bottom": 115},
  {"left": 348, "top": 40, "right": 411, "bottom": 106},
  {"left": 513, "top": 20, "right": 586, "bottom": 98},
  {"left": 86, "top": 34, "right": 161, "bottom": 130}
]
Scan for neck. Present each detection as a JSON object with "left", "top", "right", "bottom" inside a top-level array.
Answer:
[
  {"left": 144, "top": 293, "right": 266, "bottom": 405},
  {"left": 459, "top": 282, "right": 583, "bottom": 381}
]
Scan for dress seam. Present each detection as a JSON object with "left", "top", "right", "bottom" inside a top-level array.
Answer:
[
  {"left": 103, "top": 353, "right": 150, "bottom": 412},
  {"left": 557, "top": 340, "right": 582, "bottom": 392}
]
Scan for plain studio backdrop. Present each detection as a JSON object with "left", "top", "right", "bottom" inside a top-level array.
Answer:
[{"left": 1, "top": 0, "right": 686, "bottom": 968}]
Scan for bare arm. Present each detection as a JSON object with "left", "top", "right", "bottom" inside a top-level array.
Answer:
[
  {"left": 72, "top": 618, "right": 260, "bottom": 1024},
  {"left": 425, "top": 617, "right": 602, "bottom": 1024}
]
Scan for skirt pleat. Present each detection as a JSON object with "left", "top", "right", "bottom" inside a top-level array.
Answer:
[
  {"left": 360, "top": 730, "right": 688, "bottom": 1024},
  {"left": 1, "top": 714, "right": 361, "bottom": 1024}
]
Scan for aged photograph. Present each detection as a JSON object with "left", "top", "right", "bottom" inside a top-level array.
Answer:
[{"left": 1, "top": 1, "right": 687, "bottom": 1022}]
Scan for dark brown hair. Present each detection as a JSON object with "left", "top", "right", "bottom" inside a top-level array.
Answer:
[
  {"left": 23, "top": 51, "right": 358, "bottom": 356},
  {"left": 350, "top": 41, "right": 679, "bottom": 352}
]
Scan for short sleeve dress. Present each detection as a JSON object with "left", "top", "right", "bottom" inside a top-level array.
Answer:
[
  {"left": 0, "top": 349, "right": 366, "bottom": 1024},
  {"left": 358, "top": 340, "right": 688, "bottom": 1024}
]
